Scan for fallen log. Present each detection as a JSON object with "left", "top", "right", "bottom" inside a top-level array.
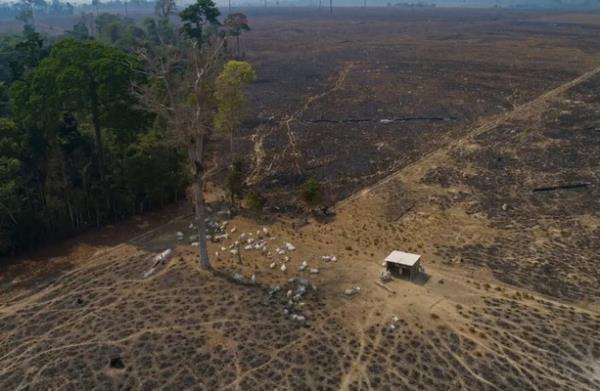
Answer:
[
  {"left": 309, "top": 118, "right": 371, "bottom": 124},
  {"left": 307, "top": 116, "right": 455, "bottom": 124},
  {"left": 532, "top": 183, "right": 590, "bottom": 193}
]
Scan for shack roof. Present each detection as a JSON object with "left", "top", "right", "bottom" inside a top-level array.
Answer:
[{"left": 385, "top": 251, "right": 421, "bottom": 267}]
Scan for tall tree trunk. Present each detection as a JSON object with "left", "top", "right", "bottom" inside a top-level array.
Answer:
[
  {"left": 90, "top": 93, "right": 105, "bottom": 180},
  {"left": 60, "top": 154, "right": 76, "bottom": 231},
  {"left": 236, "top": 35, "right": 240, "bottom": 58},
  {"left": 92, "top": 123, "right": 103, "bottom": 177},
  {"left": 95, "top": 202, "right": 101, "bottom": 227},
  {"left": 189, "top": 141, "right": 211, "bottom": 271},
  {"left": 194, "top": 177, "right": 211, "bottom": 271},
  {"left": 229, "top": 125, "right": 237, "bottom": 207},
  {"left": 230, "top": 125, "right": 235, "bottom": 167}
]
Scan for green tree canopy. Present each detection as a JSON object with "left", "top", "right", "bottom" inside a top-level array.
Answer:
[
  {"left": 215, "top": 60, "right": 256, "bottom": 142},
  {"left": 302, "top": 178, "right": 322, "bottom": 205},
  {"left": 215, "top": 60, "right": 256, "bottom": 206},
  {"left": 10, "top": 38, "right": 145, "bottom": 177},
  {"left": 0, "top": 32, "right": 47, "bottom": 84},
  {"left": 224, "top": 13, "right": 250, "bottom": 36},
  {"left": 0, "top": 118, "right": 25, "bottom": 254},
  {"left": 179, "top": 0, "right": 220, "bottom": 45},
  {"left": 95, "top": 13, "right": 147, "bottom": 50},
  {"left": 0, "top": 18, "right": 189, "bottom": 257},
  {"left": 0, "top": 32, "right": 49, "bottom": 115}
]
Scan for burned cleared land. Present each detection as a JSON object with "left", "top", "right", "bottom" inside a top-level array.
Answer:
[
  {"left": 1, "top": 7, "right": 600, "bottom": 391},
  {"left": 396, "top": 70, "right": 600, "bottom": 303},
  {"left": 237, "top": 8, "right": 600, "bottom": 201}
]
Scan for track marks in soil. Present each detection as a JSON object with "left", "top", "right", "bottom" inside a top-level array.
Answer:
[
  {"left": 338, "top": 308, "right": 376, "bottom": 389},
  {"left": 247, "top": 125, "right": 272, "bottom": 185},
  {"left": 252, "top": 62, "right": 355, "bottom": 179}
]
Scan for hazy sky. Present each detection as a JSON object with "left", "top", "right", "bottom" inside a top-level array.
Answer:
[{"left": 1, "top": 0, "right": 599, "bottom": 8}]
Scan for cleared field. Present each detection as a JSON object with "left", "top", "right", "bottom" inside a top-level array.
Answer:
[{"left": 237, "top": 8, "right": 600, "bottom": 201}]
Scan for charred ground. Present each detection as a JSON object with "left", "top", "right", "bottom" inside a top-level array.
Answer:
[{"left": 226, "top": 8, "right": 600, "bottom": 202}]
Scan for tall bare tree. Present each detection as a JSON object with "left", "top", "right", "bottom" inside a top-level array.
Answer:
[
  {"left": 135, "top": 0, "right": 225, "bottom": 271},
  {"left": 136, "top": 38, "right": 225, "bottom": 271},
  {"left": 155, "top": 0, "right": 176, "bottom": 19}
]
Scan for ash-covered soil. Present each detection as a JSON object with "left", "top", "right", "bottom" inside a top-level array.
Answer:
[
  {"left": 421, "top": 74, "right": 600, "bottom": 302},
  {"left": 235, "top": 8, "right": 600, "bottom": 202}
]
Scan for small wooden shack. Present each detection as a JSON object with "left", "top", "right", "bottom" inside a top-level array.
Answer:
[{"left": 384, "top": 251, "right": 421, "bottom": 280}]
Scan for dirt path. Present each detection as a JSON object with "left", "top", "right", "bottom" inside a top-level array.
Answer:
[
  {"left": 338, "top": 65, "right": 600, "bottom": 208},
  {"left": 250, "top": 62, "right": 355, "bottom": 180},
  {"left": 247, "top": 125, "right": 272, "bottom": 184},
  {"left": 280, "top": 61, "right": 354, "bottom": 174}
]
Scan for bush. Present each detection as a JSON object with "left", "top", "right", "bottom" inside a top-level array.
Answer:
[
  {"left": 244, "top": 192, "right": 265, "bottom": 211},
  {"left": 301, "top": 178, "right": 321, "bottom": 205}
]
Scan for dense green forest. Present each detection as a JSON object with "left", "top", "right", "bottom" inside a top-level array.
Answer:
[{"left": 0, "top": 0, "right": 253, "bottom": 257}]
